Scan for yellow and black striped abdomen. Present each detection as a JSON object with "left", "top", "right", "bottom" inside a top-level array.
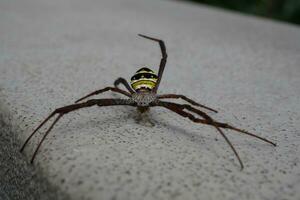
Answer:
[{"left": 130, "top": 67, "right": 158, "bottom": 91}]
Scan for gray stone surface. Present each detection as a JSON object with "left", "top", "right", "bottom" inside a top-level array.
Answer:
[
  {"left": 1, "top": 0, "right": 300, "bottom": 199},
  {"left": 0, "top": 120, "right": 70, "bottom": 200}
]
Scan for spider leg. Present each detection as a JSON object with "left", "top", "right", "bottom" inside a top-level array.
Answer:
[
  {"left": 180, "top": 103, "right": 276, "bottom": 146},
  {"left": 155, "top": 101, "right": 244, "bottom": 169},
  {"left": 75, "top": 87, "right": 131, "bottom": 103},
  {"left": 213, "top": 123, "right": 244, "bottom": 169},
  {"left": 20, "top": 98, "right": 136, "bottom": 163},
  {"left": 114, "top": 77, "right": 135, "bottom": 94},
  {"left": 138, "top": 34, "right": 167, "bottom": 93},
  {"left": 154, "top": 101, "right": 276, "bottom": 169},
  {"left": 157, "top": 94, "right": 218, "bottom": 113},
  {"left": 30, "top": 114, "right": 62, "bottom": 163}
]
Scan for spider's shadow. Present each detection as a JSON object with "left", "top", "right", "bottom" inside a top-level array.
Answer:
[
  {"left": 53, "top": 106, "right": 225, "bottom": 166},
  {"left": 155, "top": 115, "right": 215, "bottom": 145},
  {"left": 68, "top": 107, "right": 136, "bottom": 131},
  {"left": 65, "top": 91, "right": 215, "bottom": 147}
]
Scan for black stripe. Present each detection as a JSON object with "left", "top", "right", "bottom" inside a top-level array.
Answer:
[
  {"left": 131, "top": 73, "right": 158, "bottom": 81},
  {"left": 136, "top": 67, "right": 153, "bottom": 73}
]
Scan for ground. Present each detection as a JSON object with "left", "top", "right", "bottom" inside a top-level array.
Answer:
[{"left": 0, "top": 0, "right": 300, "bottom": 200}]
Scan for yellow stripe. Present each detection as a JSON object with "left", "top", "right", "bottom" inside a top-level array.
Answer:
[
  {"left": 135, "top": 70, "right": 156, "bottom": 75},
  {"left": 131, "top": 78, "right": 157, "bottom": 84},
  {"left": 132, "top": 80, "right": 156, "bottom": 90}
]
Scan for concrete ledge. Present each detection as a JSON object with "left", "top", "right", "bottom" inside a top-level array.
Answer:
[
  {"left": 0, "top": 110, "right": 69, "bottom": 200},
  {"left": 1, "top": 0, "right": 300, "bottom": 199}
]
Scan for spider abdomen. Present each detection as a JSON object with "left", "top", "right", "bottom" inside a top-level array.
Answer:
[{"left": 130, "top": 67, "right": 158, "bottom": 91}]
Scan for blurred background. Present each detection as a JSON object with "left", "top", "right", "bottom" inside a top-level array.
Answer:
[{"left": 181, "top": 0, "right": 300, "bottom": 25}]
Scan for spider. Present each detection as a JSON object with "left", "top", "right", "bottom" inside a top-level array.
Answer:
[{"left": 20, "top": 34, "right": 276, "bottom": 169}]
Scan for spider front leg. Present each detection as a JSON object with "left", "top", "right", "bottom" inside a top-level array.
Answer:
[
  {"left": 138, "top": 34, "right": 167, "bottom": 93},
  {"left": 75, "top": 86, "right": 131, "bottom": 103},
  {"left": 157, "top": 94, "right": 218, "bottom": 113},
  {"left": 155, "top": 101, "right": 276, "bottom": 169},
  {"left": 20, "top": 98, "right": 136, "bottom": 163},
  {"left": 114, "top": 77, "right": 135, "bottom": 94}
]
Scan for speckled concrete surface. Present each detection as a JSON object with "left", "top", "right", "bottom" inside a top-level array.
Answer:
[
  {"left": 0, "top": 117, "right": 70, "bottom": 200},
  {"left": 1, "top": 0, "right": 300, "bottom": 199}
]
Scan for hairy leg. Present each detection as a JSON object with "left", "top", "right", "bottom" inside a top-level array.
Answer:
[
  {"left": 114, "top": 77, "right": 135, "bottom": 93},
  {"left": 157, "top": 94, "right": 218, "bottom": 113},
  {"left": 75, "top": 87, "right": 131, "bottom": 103},
  {"left": 20, "top": 98, "right": 136, "bottom": 163}
]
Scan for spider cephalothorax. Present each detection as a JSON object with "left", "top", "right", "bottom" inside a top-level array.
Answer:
[
  {"left": 20, "top": 34, "right": 276, "bottom": 169},
  {"left": 131, "top": 92, "right": 157, "bottom": 107}
]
